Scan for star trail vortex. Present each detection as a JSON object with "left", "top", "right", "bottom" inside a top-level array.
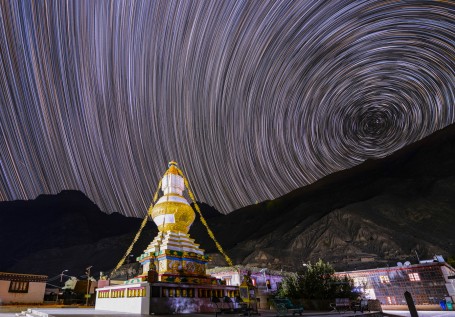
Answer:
[{"left": 0, "top": 1, "right": 454, "bottom": 216}]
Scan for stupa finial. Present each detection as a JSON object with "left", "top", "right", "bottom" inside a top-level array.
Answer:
[{"left": 165, "top": 161, "right": 179, "bottom": 176}]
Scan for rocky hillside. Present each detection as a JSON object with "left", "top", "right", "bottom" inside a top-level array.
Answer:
[
  {"left": 1, "top": 124, "right": 455, "bottom": 276},
  {"left": 202, "top": 123, "right": 455, "bottom": 270}
]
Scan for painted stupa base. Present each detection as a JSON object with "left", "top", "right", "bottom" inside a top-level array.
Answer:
[
  {"left": 95, "top": 281, "right": 240, "bottom": 314},
  {"left": 157, "top": 249, "right": 209, "bottom": 274},
  {"left": 137, "top": 230, "right": 213, "bottom": 285},
  {"left": 138, "top": 231, "right": 210, "bottom": 273},
  {"left": 124, "top": 272, "right": 218, "bottom": 285},
  {"left": 159, "top": 272, "right": 219, "bottom": 284}
]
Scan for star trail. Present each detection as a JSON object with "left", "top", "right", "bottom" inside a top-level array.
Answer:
[{"left": 0, "top": 1, "right": 454, "bottom": 216}]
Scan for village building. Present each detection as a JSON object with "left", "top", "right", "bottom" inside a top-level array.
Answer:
[
  {"left": 207, "top": 266, "right": 285, "bottom": 309},
  {"left": 336, "top": 256, "right": 455, "bottom": 310},
  {"left": 0, "top": 272, "right": 47, "bottom": 304},
  {"left": 208, "top": 266, "right": 284, "bottom": 290}
]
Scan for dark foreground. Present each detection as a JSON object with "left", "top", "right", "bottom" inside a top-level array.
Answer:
[{"left": 1, "top": 306, "right": 454, "bottom": 317}]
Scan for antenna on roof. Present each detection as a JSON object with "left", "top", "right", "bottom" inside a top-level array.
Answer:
[{"left": 413, "top": 250, "right": 420, "bottom": 262}]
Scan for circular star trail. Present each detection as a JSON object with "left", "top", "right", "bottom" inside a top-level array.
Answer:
[{"left": 0, "top": 1, "right": 454, "bottom": 216}]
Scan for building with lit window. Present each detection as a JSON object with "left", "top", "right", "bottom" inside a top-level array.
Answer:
[
  {"left": 207, "top": 266, "right": 285, "bottom": 309},
  {"left": 336, "top": 257, "right": 455, "bottom": 309},
  {"left": 207, "top": 266, "right": 284, "bottom": 291},
  {"left": 0, "top": 272, "right": 47, "bottom": 304}
]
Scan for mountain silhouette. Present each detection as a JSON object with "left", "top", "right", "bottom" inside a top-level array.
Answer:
[{"left": 1, "top": 124, "right": 455, "bottom": 276}]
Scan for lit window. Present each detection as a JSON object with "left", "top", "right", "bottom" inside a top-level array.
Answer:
[
  {"left": 387, "top": 296, "right": 396, "bottom": 304},
  {"left": 408, "top": 273, "right": 420, "bottom": 281},
  {"left": 9, "top": 281, "right": 29, "bottom": 293},
  {"left": 223, "top": 277, "right": 232, "bottom": 285},
  {"left": 379, "top": 276, "right": 390, "bottom": 284}
]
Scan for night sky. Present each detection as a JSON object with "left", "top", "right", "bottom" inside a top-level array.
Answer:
[{"left": 0, "top": 1, "right": 454, "bottom": 216}]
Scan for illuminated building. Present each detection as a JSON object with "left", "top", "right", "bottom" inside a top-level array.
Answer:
[
  {"left": 0, "top": 272, "right": 47, "bottom": 304},
  {"left": 208, "top": 266, "right": 285, "bottom": 309},
  {"left": 336, "top": 257, "right": 455, "bottom": 309}
]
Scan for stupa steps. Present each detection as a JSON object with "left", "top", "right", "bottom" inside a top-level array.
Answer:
[{"left": 144, "top": 230, "right": 205, "bottom": 255}]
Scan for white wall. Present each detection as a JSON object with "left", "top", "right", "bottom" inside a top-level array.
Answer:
[
  {"left": 95, "top": 283, "right": 150, "bottom": 314},
  {"left": 96, "top": 296, "right": 149, "bottom": 314},
  {"left": 0, "top": 281, "right": 46, "bottom": 304}
]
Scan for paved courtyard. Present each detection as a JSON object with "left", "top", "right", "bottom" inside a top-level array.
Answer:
[{"left": 0, "top": 306, "right": 454, "bottom": 317}]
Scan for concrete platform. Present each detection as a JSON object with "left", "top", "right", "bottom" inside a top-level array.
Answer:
[
  {"left": 382, "top": 311, "right": 455, "bottom": 317},
  {"left": 3, "top": 306, "right": 454, "bottom": 317},
  {"left": 15, "top": 308, "right": 385, "bottom": 317}
]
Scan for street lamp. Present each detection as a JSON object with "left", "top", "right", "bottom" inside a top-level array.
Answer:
[
  {"left": 60, "top": 269, "right": 69, "bottom": 282},
  {"left": 413, "top": 249, "right": 421, "bottom": 263},
  {"left": 56, "top": 270, "right": 68, "bottom": 304},
  {"left": 85, "top": 266, "right": 93, "bottom": 306},
  {"left": 259, "top": 268, "right": 268, "bottom": 292}
]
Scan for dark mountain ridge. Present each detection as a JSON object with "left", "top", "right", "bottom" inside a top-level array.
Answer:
[
  {"left": 1, "top": 124, "right": 455, "bottom": 276},
  {"left": 198, "top": 124, "right": 455, "bottom": 269},
  {"left": 206, "top": 124, "right": 455, "bottom": 249},
  {"left": 0, "top": 190, "right": 152, "bottom": 272},
  {"left": 0, "top": 190, "right": 221, "bottom": 276}
]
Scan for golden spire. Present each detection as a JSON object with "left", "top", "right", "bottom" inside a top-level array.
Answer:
[{"left": 165, "top": 161, "right": 179, "bottom": 175}]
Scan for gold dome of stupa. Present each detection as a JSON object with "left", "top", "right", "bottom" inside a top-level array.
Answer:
[{"left": 150, "top": 161, "right": 195, "bottom": 233}]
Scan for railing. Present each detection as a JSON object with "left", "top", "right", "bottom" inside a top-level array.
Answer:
[
  {"left": 97, "top": 284, "right": 239, "bottom": 300},
  {"left": 97, "top": 286, "right": 146, "bottom": 298}
]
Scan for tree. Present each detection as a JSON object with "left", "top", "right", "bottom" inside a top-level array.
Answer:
[
  {"left": 276, "top": 259, "right": 356, "bottom": 300},
  {"left": 334, "top": 275, "right": 356, "bottom": 299},
  {"left": 276, "top": 272, "right": 304, "bottom": 299},
  {"left": 301, "top": 259, "right": 336, "bottom": 299}
]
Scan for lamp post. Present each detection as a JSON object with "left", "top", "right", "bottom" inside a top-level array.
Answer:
[
  {"left": 85, "top": 266, "right": 93, "bottom": 306},
  {"left": 414, "top": 249, "right": 420, "bottom": 263},
  {"left": 56, "top": 270, "right": 68, "bottom": 304},
  {"left": 259, "top": 268, "right": 267, "bottom": 292},
  {"left": 60, "top": 269, "right": 69, "bottom": 282}
]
